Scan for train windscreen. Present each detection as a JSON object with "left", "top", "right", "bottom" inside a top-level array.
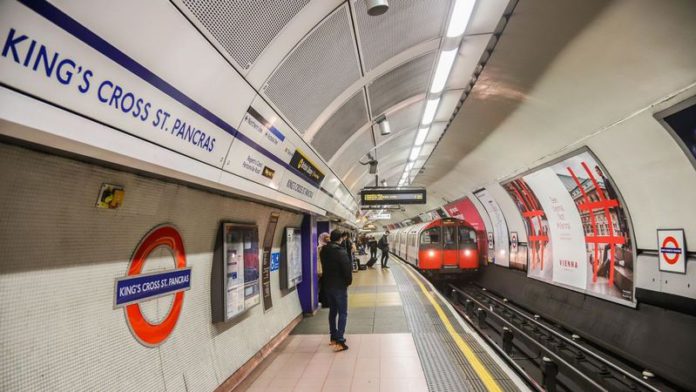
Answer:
[{"left": 458, "top": 226, "right": 477, "bottom": 249}]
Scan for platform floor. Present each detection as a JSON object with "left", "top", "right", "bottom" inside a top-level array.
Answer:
[{"left": 235, "top": 254, "right": 527, "bottom": 392}]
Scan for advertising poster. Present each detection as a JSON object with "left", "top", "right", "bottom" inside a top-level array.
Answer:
[
  {"left": 523, "top": 169, "right": 587, "bottom": 290},
  {"left": 503, "top": 149, "right": 635, "bottom": 305},
  {"left": 474, "top": 189, "right": 510, "bottom": 267},
  {"left": 554, "top": 151, "right": 634, "bottom": 302},
  {"left": 504, "top": 178, "right": 550, "bottom": 279},
  {"left": 223, "top": 224, "right": 260, "bottom": 320},
  {"left": 282, "top": 227, "right": 303, "bottom": 290},
  {"left": 261, "top": 213, "right": 280, "bottom": 311}
]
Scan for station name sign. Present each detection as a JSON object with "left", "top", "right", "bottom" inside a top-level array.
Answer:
[{"left": 360, "top": 187, "right": 426, "bottom": 206}]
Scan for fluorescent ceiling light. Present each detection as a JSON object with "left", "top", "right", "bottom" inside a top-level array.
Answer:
[
  {"left": 409, "top": 146, "right": 422, "bottom": 161},
  {"left": 430, "top": 49, "right": 458, "bottom": 94},
  {"left": 405, "top": 162, "right": 414, "bottom": 172},
  {"left": 446, "top": 0, "right": 476, "bottom": 38},
  {"left": 421, "top": 98, "right": 440, "bottom": 126},
  {"left": 414, "top": 127, "right": 430, "bottom": 146}
]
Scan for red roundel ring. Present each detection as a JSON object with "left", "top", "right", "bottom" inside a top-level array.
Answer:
[
  {"left": 125, "top": 225, "right": 187, "bottom": 346},
  {"left": 661, "top": 236, "right": 680, "bottom": 265}
]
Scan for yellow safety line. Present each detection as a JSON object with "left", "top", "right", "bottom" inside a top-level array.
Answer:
[{"left": 398, "top": 260, "right": 503, "bottom": 392}]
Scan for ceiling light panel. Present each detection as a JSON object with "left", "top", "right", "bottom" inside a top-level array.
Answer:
[
  {"left": 368, "top": 51, "right": 436, "bottom": 118},
  {"left": 414, "top": 127, "right": 430, "bottom": 146},
  {"left": 263, "top": 5, "right": 360, "bottom": 133},
  {"left": 311, "top": 90, "right": 369, "bottom": 161},
  {"left": 430, "top": 48, "right": 458, "bottom": 94},
  {"left": 446, "top": 0, "right": 477, "bottom": 37},
  {"left": 179, "top": 0, "right": 310, "bottom": 70},
  {"left": 409, "top": 146, "right": 422, "bottom": 161},
  {"left": 421, "top": 98, "right": 441, "bottom": 125},
  {"left": 354, "top": 0, "right": 451, "bottom": 71}
]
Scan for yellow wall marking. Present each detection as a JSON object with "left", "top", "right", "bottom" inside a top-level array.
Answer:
[{"left": 399, "top": 261, "right": 504, "bottom": 392}]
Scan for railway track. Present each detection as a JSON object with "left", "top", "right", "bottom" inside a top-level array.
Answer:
[{"left": 444, "top": 283, "right": 676, "bottom": 392}]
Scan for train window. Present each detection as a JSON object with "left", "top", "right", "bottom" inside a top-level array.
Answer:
[
  {"left": 458, "top": 227, "right": 477, "bottom": 245},
  {"left": 421, "top": 227, "right": 441, "bottom": 244},
  {"left": 443, "top": 226, "right": 457, "bottom": 249}
]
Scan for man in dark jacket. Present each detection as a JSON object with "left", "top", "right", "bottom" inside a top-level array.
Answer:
[
  {"left": 368, "top": 236, "right": 378, "bottom": 260},
  {"left": 320, "top": 229, "right": 353, "bottom": 351},
  {"left": 378, "top": 231, "right": 390, "bottom": 268}
]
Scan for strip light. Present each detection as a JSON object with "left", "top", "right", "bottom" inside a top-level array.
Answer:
[
  {"left": 409, "top": 146, "right": 422, "bottom": 161},
  {"left": 414, "top": 127, "right": 430, "bottom": 146},
  {"left": 421, "top": 98, "right": 440, "bottom": 126},
  {"left": 446, "top": 0, "right": 476, "bottom": 38},
  {"left": 430, "top": 49, "right": 458, "bottom": 94}
]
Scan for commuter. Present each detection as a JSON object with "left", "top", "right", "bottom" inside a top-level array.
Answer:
[
  {"left": 319, "top": 229, "right": 353, "bottom": 351},
  {"left": 317, "top": 232, "right": 330, "bottom": 307},
  {"left": 368, "top": 236, "right": 378, "bottom": 260},
  {"left": 343, "top": 232, "right": 358, "bottom": 271},
  {"left": 378, "top": 231, "right": 390, "bottom": 268}
]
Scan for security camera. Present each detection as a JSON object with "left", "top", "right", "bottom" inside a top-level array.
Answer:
[{"left": 365, "top": 0, "right": 389, "bottom": 16}]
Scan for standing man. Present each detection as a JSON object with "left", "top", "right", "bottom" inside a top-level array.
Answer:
[
  {"left": 320, "top": 229, "right": 353, "bottom": 351},
  {"left": 368, "top": 236, "right": 378, "bottom": 260},
  {"left": 378, "top": 231, "right": 390, "bottom": 269}
]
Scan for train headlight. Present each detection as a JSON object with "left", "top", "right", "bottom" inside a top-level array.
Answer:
[
  {"left": 428, "top": 250, "right": 435, "bottom": 258},
  {"left": 464, "top": 249, "right": 471, "bottom": 257}
]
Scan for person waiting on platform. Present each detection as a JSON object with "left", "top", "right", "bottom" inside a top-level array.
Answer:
[
  {"left": 320, "top": 229, "right": 353, "bottom": 351},
  {"left": 317, "top": 232, "right": 330, "bottom": 308},
  {"left": 368, "top": 236, "right": 378, "bottom": 261},
  {"left": 378, "top": 231, "right": 390, "bottom": 269}
]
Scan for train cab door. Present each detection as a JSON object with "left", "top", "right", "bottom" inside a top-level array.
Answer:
[
  {"left": 441, "top": 221, "right": 459, "bottom": 270},
  {"left": 418, "top": 225, "right": 442, "bottom": 269}
]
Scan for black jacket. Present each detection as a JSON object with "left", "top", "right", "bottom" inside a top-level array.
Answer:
[
  {"left": 320, "top": 242, "right": 353, "bottom": 290},
  {"left": 378, "top": 235, "right": 389, "bottom": 250}
]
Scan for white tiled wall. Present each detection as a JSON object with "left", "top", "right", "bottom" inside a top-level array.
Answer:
[{"left": 0, "top": 142, "right": 303, "bottom": 391}]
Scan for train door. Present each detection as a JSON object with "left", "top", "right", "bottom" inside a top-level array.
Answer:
[
  {"left": 418, "top": 225, "right": 442, "bottom": 269},
  {"left": 458, "top": 224, "right": 479, "bottom": 268},
  {"left": 442, "top": 222, "right": 459, "bottom": 269}
]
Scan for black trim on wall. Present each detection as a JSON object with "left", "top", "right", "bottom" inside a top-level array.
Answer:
[{"left": 636, "top": 287, "right": 696, "bottom": 317}]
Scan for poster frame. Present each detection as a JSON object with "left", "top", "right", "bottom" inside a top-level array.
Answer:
[
  {"left": 281, "top": 226, "right": 304, "bottom": 290},
  {"left": 499, "top": 146, "right": 638, "bottom": 307},
  {"left": 221, "top": 222, "right": 261, "bottom": 322},
  {"left": 654, "top": 94, "right": 696, "bottom": 171}
]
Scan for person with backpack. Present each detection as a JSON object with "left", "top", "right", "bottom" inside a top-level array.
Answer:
[
  {"left": 320, "top": 229, "right": 353, "bottom": 351},
  {"left": 378, "top": 231, "right": 390, "bottom": 269}
]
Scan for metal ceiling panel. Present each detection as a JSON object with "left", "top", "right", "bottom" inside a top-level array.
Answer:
[
  {"left": 368, "top": 51, "right": 436, "bottom": 118},
  {"left": 263, "top": 5, "right": 361, "bottom": 133},
  {"left": 354, "top": 0, "right": 451, "bottom": 72},
  {"left": 311, "top": 90, "right": 369, "bottom": 161},
  {"left": 179, "top": 0, "right": 309, "bottom": 70},
  {"left": 331, "top": 130, "right": 376, "bottom": 177}
]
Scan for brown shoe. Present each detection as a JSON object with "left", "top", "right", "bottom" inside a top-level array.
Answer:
[{"left": 333, "top": 342, "right": 349, "bottom": 352}]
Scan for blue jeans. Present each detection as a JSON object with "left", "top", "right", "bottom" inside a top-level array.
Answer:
[{"left": 326, "top": 288, "right": 348, "bottom": 343}]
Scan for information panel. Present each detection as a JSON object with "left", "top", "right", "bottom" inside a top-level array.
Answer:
[
  {"left": 281, "top": 227, "right": 303, "bottom": 290},
  {"left": 503, "top": 148, "right": 636, "bottom": 305},
  {"left": 361, "top": 187, "right": 426, "bottom": 205},
  {"left": 222, "top": 223, "right": 260, "bottom": 321}
]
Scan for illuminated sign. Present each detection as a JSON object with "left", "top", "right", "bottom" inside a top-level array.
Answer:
[
  {"left": 290, "top": 149, "right": 325, "bottom": 186},
  {"left": 360, "top": 187, "right": 426, "bottom": 205}
]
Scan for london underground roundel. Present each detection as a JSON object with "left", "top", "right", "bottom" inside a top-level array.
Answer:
[
  {"left": 114, "top": 225, "right": 192, "bottom": 346},
  {"left": 657, "top": 229, "right": 686, "bottom": 274}
]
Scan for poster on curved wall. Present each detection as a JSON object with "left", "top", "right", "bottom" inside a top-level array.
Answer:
[
  {"left": 502, "top": 148, "right": 635, "bottom": 305},
  {"left": 474, "top": 189, "right": 510, "bottom": 267}
]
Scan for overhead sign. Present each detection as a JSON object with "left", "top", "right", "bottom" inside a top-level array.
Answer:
[
  {"left": 115, "top": 225, "right": 190, "bottom": 347},
  {"left": 360, "top": 187, "right": 426, "bottom": 205},
  {"left": 360, "top": 205, "right": 402, "bottom": 210},
  {"left": 658, "top": 229, "right": 686, "bottom": 273},
  {"left": 371, "top": 213, "right": 391, "bottom": 220}
]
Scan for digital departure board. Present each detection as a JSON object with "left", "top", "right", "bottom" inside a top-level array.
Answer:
[{"left": 360, "top": 187, "right": 426, "bottom": 205}]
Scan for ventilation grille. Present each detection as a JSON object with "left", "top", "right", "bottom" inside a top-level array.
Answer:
[
  {"left": 354, "top": 0, "right": 451, "bottom": 71},
  {"left": 368, "top": 52, "right": 436, "bottom": 117},
  {"left": 180, "top": 0, "right": 309, "bottom": 69},
  {"left": 312, "top": 90, "right": 369, "bottom": 161},
  {"left": 263, "top": 5, "right": 361, "bottom": 133}
]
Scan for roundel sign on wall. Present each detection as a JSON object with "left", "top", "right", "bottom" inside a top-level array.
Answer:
[
  {"left": 114, "top": 225, "right": 191, "bottom": 346},
  {"left": 657, "top": 229, "right": 686, "bottom": 274}
]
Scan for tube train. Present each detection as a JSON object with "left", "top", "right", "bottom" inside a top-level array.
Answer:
[{"left": 388, "top": 218, "right": 483, "bottom": 278}]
